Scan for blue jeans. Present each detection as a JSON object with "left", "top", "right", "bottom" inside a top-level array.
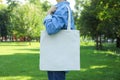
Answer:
[{"left": 47, "top": 71, "right": 66, "bottom": 80}]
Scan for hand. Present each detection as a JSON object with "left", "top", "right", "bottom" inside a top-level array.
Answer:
[{"left": 47, "top": 6, "right": 57, "bottom": 15}]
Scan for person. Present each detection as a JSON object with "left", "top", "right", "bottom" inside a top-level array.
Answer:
[{"left": 43, "top": 0, "right": 75, "bottom": 80}]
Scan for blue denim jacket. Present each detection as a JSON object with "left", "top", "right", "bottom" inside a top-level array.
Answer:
[{"left": 44, "top": 1, "right": 75, "bottom": 35}]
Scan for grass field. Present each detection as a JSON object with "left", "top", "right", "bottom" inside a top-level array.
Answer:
[{"left": 0, "top": 42, "right": 120, "bottom": 80}]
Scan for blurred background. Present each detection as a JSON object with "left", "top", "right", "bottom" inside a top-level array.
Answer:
[{"left": 0, "top": 0, "right": 120, "bottom": 80}]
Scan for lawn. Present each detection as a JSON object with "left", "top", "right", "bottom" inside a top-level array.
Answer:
[{"left": 0, "top": 42, "right": 120, "bottom": 80}]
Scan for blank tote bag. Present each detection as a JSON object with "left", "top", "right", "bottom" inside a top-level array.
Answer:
[{"left": 40, "top": 5, "right": 80, "bottom": 71}]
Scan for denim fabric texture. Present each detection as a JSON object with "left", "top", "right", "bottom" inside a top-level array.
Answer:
[
  {"left": 44, "top": 1, "right": 75, "bottom": 35},
  {"left": 47, "top": 71, "right": 66, "bottom": 80}
]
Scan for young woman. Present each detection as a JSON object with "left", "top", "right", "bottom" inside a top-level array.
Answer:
[{"left": 43, "top": 0, "right": 75, "bottom": 80}]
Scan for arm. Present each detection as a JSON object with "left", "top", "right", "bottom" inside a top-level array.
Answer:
[{"left": 44, "top": 6, "right": 68, "bottom": 35}]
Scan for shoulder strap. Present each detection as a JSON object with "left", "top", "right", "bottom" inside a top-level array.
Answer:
[{"left": 66, "top": 5, "right": 71, "bottom": 30}]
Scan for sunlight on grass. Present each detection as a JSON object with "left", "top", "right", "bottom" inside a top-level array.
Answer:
[
  {"left": 0, "top": 42, "right": 119, "bottom": 80},
  {"left": 90, "top": 65, "right": 107, "bottom": 69},
  {"left": 94, "top": 50, "right": 113, "bottom": 54},
  {"left": 94, "top": 49, "right": 118, "bottom": 56},
  {"left": 0, "top": 42, "right": 40, "bottom": 55},
  {"left": 80, "top": 65, "right": 108, "bottom": 72},
  {"left": 0, "top": 76, "right": 32, "bottom": 80},
  {"left": 80, "top": 41, "right": 95, "bottom": 46},
  {"left": 80, "top": 68, "right": 88, "bottom": 72}
]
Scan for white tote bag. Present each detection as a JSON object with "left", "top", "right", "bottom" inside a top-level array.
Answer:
[{"left": 40, "top": 5, "right": 80, "bottom": 71}]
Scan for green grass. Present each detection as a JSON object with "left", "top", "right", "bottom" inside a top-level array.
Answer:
[{"left": 0, "top": 42, "right": 120, "bottom": 80}]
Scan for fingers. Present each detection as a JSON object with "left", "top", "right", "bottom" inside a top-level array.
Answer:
[
  {"left": 51, "top": 6, "right": 57, "bottom": 12},
  {"left": 47, "top": 6, "right": 57, "bottom": 15}
]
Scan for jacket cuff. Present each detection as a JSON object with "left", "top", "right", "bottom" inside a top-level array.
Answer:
[{"left": 43, "top": 15, "right": 52, "bottom": 24}]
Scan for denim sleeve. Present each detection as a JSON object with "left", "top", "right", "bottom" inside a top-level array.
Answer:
[{"left": 44, "top": 7, "right": 68, "bottom": 35}]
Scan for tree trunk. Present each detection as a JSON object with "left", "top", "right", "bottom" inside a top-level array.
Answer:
[
  {"left": 1, "top": 36, "right": 3, "bottom": 42},
  {"left": 99, "top": 35, "right": 102, "bottom": 49},
  {"left": 96, "top": 35, "right": 99, "bottom": 50},
  {"left": 116, "top": 36, "right": 120, "bottom": 48},
  {"left": 96, "top": 35, "right": 102, "bottom": 50}
]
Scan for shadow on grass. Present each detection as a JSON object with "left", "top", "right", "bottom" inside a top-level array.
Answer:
[
  {"left": 0, "top": 53, "right": 47, "bottom": 80},
  {"left": 0, "top": 45, "right": 120, "bottom": 80},
  {"left": 66, "top": 45, "right": 120, "bottom": 80},
  {"left": 103, "top": 43, "right": 120, "bottom": 54}
]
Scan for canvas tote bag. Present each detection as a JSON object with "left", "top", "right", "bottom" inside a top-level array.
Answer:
[{"left": 40, "top": 5, "right": 80, "bottom": 71}]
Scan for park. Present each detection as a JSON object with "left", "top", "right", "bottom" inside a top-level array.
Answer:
[{"left": 0, "top": 0, "right": 120, "bottom": 80}]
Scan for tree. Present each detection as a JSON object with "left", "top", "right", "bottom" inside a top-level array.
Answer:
[
  {"left": 75, "top": 0, "right": 102, "bottom": 49},
  {"left": 97, "top": 0, "right": 120, "bottom": 48},
  {"left": 0, "top": 5, "right": 9, "bottom": 41},
  {"left": 0, "top": 0, "right": 49, "bottom": 42},
  {"left": 11, "top": 4, "right": 43, "bottom": 37},
  {"left": 8, "top": 1, "right": 45, "bottom": 41},
  {"left": 75, "top": 0, "right": 120, "bottom": 49}
]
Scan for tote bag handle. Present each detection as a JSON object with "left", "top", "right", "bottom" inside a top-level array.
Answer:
[{"left": 66, "top": 5, "right": 71, "bottom": 30}]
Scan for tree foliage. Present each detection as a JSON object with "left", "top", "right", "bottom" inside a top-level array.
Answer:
[
  {"left": 0, "top": 5, "right": 9, "bottom": 41},
  {"left": 0, "top": 0, "right": 49, "bottom": 41},
  {"left": 75, "top": 0, "right": 120, "bottom": 49},
  {"left": 9, "top": 3, "right": 45, "bottom": 38}
]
